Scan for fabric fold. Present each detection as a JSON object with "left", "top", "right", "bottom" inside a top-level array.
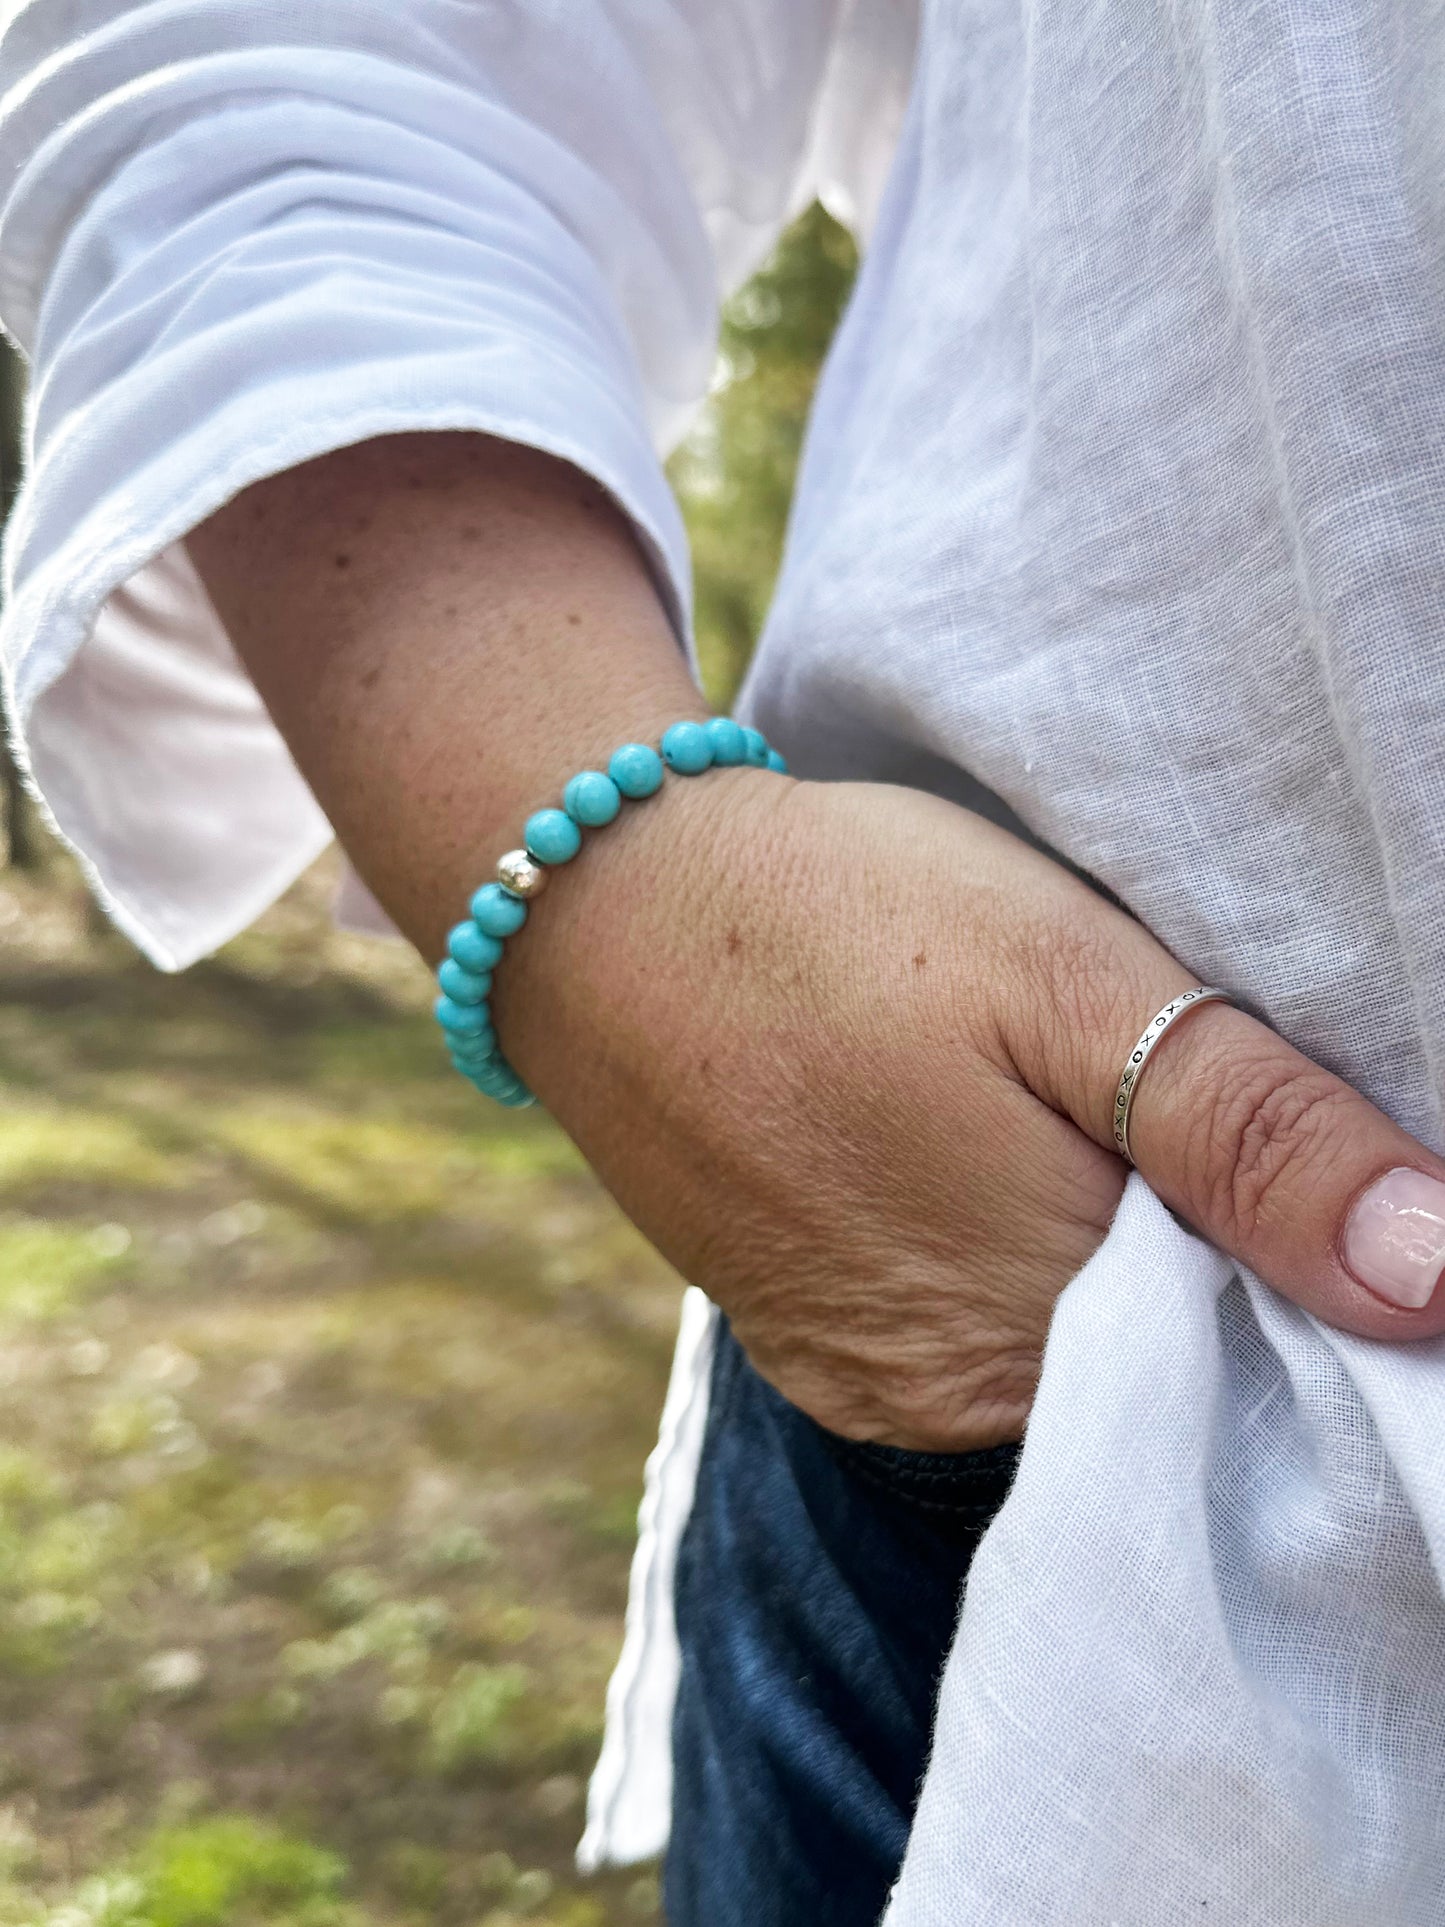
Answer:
[
  {"left": 0, "top": 0, "right": 911, "bottom": 964},
  {"left": 885, "top": 1178, "right": 1445, "bottom": 1926}
]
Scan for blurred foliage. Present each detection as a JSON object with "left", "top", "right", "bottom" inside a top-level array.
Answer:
[
  {"left": 672, "top": 204, "right": 857, "bottom": 706},
  {"left": 0, "top": 334, "right": 20, "bottom": 525},
  {"left": 0, "top": 858, "right": 689, "bottom": 1924},
  {"left": 40, "top": 1816, "right": 351, "bottom": 1927},
  {"left": 1, "top": 333, "right": 38, "bottom": 870}
]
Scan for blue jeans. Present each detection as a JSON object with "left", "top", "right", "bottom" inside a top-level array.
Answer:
[{"left": 666, "top": 1318, "right": 1020, "bottom": 1927}]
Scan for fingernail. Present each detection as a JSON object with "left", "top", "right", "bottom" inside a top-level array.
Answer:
[{"left": 1343, "top": 1167, "right": 1445, "bottom": 1309}]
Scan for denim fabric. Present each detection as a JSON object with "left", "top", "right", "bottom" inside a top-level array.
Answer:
[{"left": 666, "top": 1318, "right": 1020, "bottom": 1927}]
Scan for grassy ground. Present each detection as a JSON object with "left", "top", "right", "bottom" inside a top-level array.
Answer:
[
  {"left": 0, "top": 858, "right": 684, "bottom": 1926},
  {"left": 0, "top": 197, "right": 855, "bottom": 1924}
]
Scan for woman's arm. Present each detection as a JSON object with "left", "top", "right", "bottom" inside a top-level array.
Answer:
[
  {"left": 0, "top": 0, "right": 892, "bottom": 967},
  {"left": 188, "top": 432, "right": 707, "bottom": 960},
  {"left": 189, "top": 431, "right": 1445, "bottom": 1452}
]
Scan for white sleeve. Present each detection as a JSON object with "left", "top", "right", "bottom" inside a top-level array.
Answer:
[{"left": 0, "top": 0, "right": 917, "bottom": 967}]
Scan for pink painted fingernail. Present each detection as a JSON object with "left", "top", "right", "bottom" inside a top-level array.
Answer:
[{"left": 1343, "top": 1168, "right": 1445, "bottom": 1309}]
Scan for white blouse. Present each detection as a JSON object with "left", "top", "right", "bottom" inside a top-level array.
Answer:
[{"left": 5, "top": 4, "right": 1445, "bottom": 1921}]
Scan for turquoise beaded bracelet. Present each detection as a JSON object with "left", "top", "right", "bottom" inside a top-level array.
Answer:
[{"left": 433, "top": 718, "right": 787, "bottom": 1107}]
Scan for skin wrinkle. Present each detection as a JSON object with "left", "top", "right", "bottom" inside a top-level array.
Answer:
[{"left": 187, "top": 430, "right": 1445, "bottom": 1454}]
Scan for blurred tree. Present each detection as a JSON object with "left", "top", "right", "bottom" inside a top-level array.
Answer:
[
  {"left": 671, "top": 202, "right": 857, "bottom": 707},
  {"left": 0, "top": 334, "right": 37, "bottom": 869}
]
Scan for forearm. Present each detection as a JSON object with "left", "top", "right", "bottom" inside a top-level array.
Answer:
[
  {"left": 188, "top": 426, "right": 1445, "bottom": 1454},
  {"left": 188, "top": 431, "right": 710, "bottom": 963}
]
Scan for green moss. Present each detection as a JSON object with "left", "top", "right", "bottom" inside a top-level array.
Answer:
[
  {"left": 426, "top": 1662, "right": 532, "bottom": 1774},
  {"left": 130, "top": 1816, "right": 351, "bottom": 1927},
  {"left": 37, "top": 1872, "right": 149, "bottom": 1926},
  {"left": 378, "top": 1840, "right": 448, "bottom": 1907},
  {"left": 0, "top": 1443, "right": 67, "bottom": 1513},
  {"left": 31, "top": 1816, "right": 357, "bottom": 1926},
  {"left": 476, "top": 1898, "right": 605, "bottom": 1927},
  {"left": 410, "top": 1523, "right": 497, "bottom": 1574},
  {"left": 315, "top": 1565, "right": 386, "bottom": 1624},
  {"left": 0, "top": 1217, "right": 131, "bottom": 1319},
  {"left": 207, "top": 1109, "right": 483, "bottom": 1222},
  {"left": 543, "top": 1898, "right": 610, "bottom": 1927},
  {"left": 89, "top": 1393, "right": 185, "bottom": 1458},
  {"left": 21, "top": 1502, "right": 123, "bottom": 1587},
  {"left": 306, "top": 1019, "right": 440, "bottom": 1090},
  {"left": 0, "top": 1111, "right": 182, "bottom": 1192},
  {"left": 455, "top": 1124, "right": 586, "bottom": 1183},
  {"left": 0, "top": 1497, "right": 125, "bottom": 1673},
  {"left": 539, "top": 1481, "right": 642, "bottom": 1550},
  {"left": 282, "top": 1594, "right": 452, "bottom": 1692},
  {"left": 216, "top": 1687, "right": 307, "bottom": 1745}
]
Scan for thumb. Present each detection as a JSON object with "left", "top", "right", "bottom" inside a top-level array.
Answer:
[
  {"left": 1121, "top": 995, "right": 1445, "bottom": 1339},
  {"left": 1012, "top": 924, "right": 1445, "bottom": 1342}
]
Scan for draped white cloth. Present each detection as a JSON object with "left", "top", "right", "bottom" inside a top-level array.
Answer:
[{"left": 5, "top": 3, "right": 1445, "bottom": 1919}]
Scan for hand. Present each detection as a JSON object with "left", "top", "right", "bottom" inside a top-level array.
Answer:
[
  {"left": 188, "top": 433, "right": 1445, "bottom": 1453},
  {"left": 497, "top": 767, "right": 1445, "bottom": 1450}
]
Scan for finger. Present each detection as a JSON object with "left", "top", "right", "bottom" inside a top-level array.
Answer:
[
  {"left": 1004, "top": 901, "right": 1445, "bottom": 1342},
  {"left": 1122, "top": 999, "right": 1445, "bottom": 1340}
]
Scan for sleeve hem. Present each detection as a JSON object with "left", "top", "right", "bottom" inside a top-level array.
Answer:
[{"left": 3, "top": 392, "right": 694, "bottom": 970}]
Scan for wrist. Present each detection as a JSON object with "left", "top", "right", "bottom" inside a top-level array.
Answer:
[{"left": 484, "top": 754, "right": 792, "bottom": 1116}]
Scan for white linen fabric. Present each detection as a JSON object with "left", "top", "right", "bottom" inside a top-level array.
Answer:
[{"left": 4, "top": 2, "right": 1445, "bottom": 1920}]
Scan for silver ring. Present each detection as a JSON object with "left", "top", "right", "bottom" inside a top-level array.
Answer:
[{"left": 1112, "top": 987, "right": 1234, "bottom": 1165}]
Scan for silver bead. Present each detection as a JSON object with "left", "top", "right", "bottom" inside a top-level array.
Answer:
[{"left": 496, "top": 849, "right": 547, "bottom": 899}]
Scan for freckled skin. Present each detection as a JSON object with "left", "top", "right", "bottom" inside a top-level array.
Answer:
[{"left": 186, "top": 430, "right": 1445, "bottom": 1453}]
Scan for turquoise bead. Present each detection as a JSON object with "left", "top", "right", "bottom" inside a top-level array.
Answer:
[
  {"left": 609, "top": 743, "right": 665, "bottom": 798},
  {"left": 435, "top": 995, "right": 494, "bottom": 1039},
  {"left": 470, "top": 1056, "right": 532, "bottom": 1104},
  {"left": 450, "top": 1044, "right": 497, "bottom": 1076},
  {"left": 486, "top": 1066, "right": 536, "bottom": 1108},
  {"left": 766, "top": 748, "right": 789, "bottom": 774},
  {"left": 448, "top": 1021, "right": 495, "bottom": 1056},
  {"left": 524, "top": 807, "right": 583, "bottom": 865},
  {"left": 469, "top": 1055, "right": 515, "bottom": 1091},
  {"left": 447, "top": 921, "right": 504, "bottom": 973},
  {"left": 563, "top": 770, "right": 622, "bottom": 827},
  {"left": 703, "top": 716, "right": 746, "bottom": 766},
  {"left": 471, "top": 882, "right": 528, "bottom": 937},
  {"left": 661, "top": 721, "right": 713, "bottom": 774},
  {"left": 740, "top": 726, "right": 769, "bottom": 767},
  {"left": 437, "top": 958, "right": 491, "bottom": 1004}
]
